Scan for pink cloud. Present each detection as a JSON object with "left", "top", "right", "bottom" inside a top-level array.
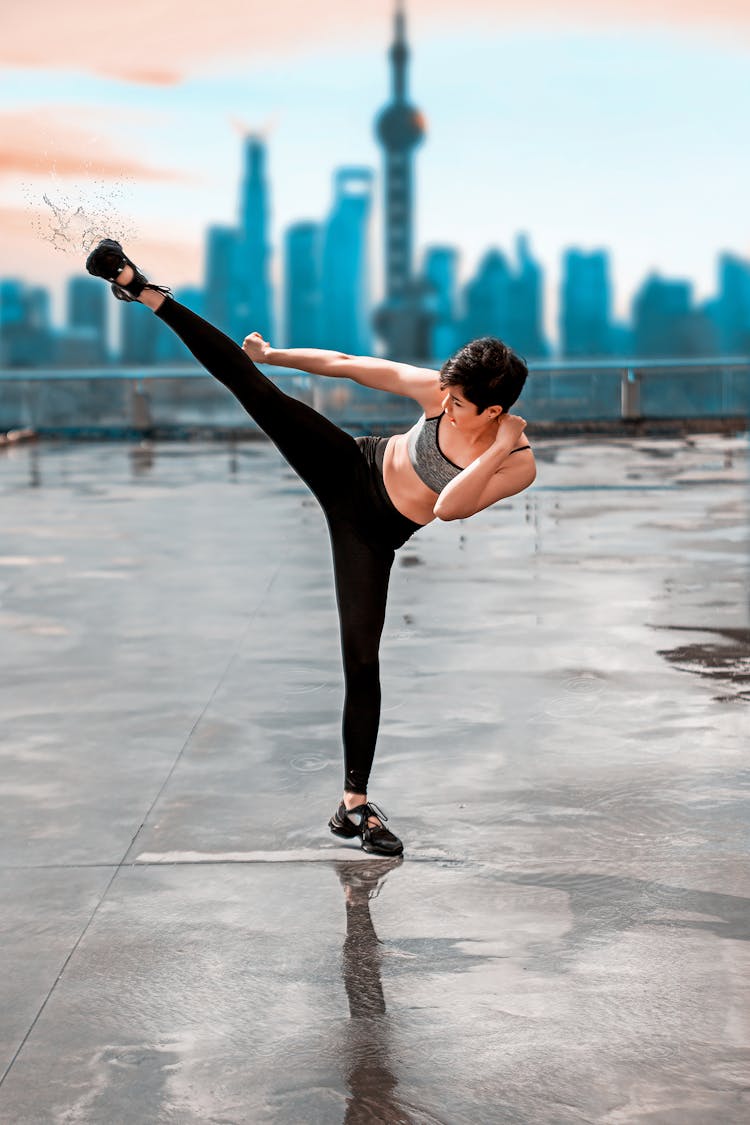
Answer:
[
  {"left": 1, "top": 0, "right": 746, "bottom": 85},
  {"left": 0, "top": 111, "right": 191, "bottom": 181}
]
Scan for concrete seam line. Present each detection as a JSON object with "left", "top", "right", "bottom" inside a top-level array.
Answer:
[
  {"left": 122, "top": 559, "right": 285, "bottom": 864},
  {"left": 0, "top": 560, "right": 284, "bottom": 1091}
]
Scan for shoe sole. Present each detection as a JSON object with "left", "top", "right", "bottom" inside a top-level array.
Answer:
[
  {"left": 329, "top": 818, "right": 403, "bottom": 856},
  {"left": 85, "top": 239, "right": 125, "bottom": 279},
  {"left": 329, "top": 818, "right": 359, "bottom": 839},
  {"left": 361, "top": 839, "right": 403, "bottom": 856}
]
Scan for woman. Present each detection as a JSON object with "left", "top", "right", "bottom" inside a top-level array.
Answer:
[{"left": 85, "top": 239, "right": 537, "bottom": 857}]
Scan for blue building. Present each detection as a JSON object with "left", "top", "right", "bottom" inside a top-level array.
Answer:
[
  {"left": 462, "top": 250, "right": 513, "bottom": 343},
  {"left": 66, "top": 277, "right": 108, "bottom": 365},
  {"left": 459, "top": 240, "right": 547, "bottom": 358},
  {"left": 0, "top": 280, "right": 53, "bottom": 367},
  {"left": 560, "top": 249, "right": 612, "bottom": 358},
  {"left": 373, "top": 2, "right": 430, "bottom": 359},
  {"left": 632, "top": 274, "right": 717, "bottom": 358},
  {"left": 320, "top": 168, "right": 374, "bottom": 355},
  {"left": 284, "top": 222, "right": 322, "bottom": 348},
  {"left": 119, "top": 301, "right": 160, "bottom": 366},
  {"left": 610, "top": 322, "right": 634, "bottom": 356},
  {"left": 204, "top": 224, "right": 236, "bottom": 337},
  {"left": 509, "top": 234, "right": 547, "bottom": 359},
  {"left": 232, "top": 136, "right": 274, "bottom": 345},
  {"left": 422, "top": 246, "right": 459, "bottom": 362},
  {"left": 714, "top": 253, "right": 750, "bottom": 354}
]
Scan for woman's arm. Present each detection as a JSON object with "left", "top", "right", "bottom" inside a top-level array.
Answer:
[
  {"left": 243, "top": 332, "right": 440, "bottom": 406},
  {"left": 433, "top": 415, "right": 536, "bottom": 521}
]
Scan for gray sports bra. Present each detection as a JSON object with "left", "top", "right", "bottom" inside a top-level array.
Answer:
[{"left": 407, "top": 411, "right": 531, "bottom": 493}]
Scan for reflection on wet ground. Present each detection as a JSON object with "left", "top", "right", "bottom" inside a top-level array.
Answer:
[
  {"left": 334, "top": 858, "right": 408, "bottom": 1122},
  {"left": 654, "top": 625, "right": 750, "bottom": 702},
  {"left": 0, "top": 433, "right": 748, "bottom": 1123}
]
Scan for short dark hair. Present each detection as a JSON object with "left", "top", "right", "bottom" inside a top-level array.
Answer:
[{"left": 439, "top": 337, "right": 528, "bottom": 413}]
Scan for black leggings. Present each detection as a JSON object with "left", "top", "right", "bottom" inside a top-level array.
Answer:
[{"left": 153, "top": 297, "right": 422, "bottom": 794}]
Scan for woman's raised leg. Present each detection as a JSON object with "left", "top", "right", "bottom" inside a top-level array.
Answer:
[
  {"left": 152, "top": 296, "right": 359, "bottom": 514},
  {"left": 84, "top": 246, "right": 360, "bottom": 511}
]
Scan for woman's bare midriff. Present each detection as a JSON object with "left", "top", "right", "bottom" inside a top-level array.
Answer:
[{"left": 382, "top": 431, "right": 440, "bottom": 525}]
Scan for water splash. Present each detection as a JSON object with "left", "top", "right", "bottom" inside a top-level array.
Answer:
[{"left": 21, "top": 167, "right": 139, "bottom": 256}]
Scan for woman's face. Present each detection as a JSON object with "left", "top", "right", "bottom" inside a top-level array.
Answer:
[
  {"left": 441, "top": 386, "right": 502, "bottom": 430},
  {"left": 441, "top": 386, "right": 476, "bottom": 427}
]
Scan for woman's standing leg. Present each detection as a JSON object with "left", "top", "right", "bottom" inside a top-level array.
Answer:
[
  {"left": 138, "top": 289, "right": 397, "bottom": 795},
  {"left": 326, "top": 516, "right": 404, "bottom": 854},
  {"left": 150, "top": 299, "right": 398, "bottom": 811},
  {"left": 327, "top": 519, "right": 395, "bottom": 796}
]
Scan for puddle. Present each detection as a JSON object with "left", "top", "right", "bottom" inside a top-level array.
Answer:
[{"left": 651, "top": 625, "right": 750, "bottom": 702}]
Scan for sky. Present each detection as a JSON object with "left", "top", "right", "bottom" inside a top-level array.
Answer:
[{"left": 1, "top": 0, "right": 748, "bottom": 343}]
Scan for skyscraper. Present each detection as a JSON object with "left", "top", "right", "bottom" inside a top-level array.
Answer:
[
  {"left": 232, "top": 136, "right": 274, "bottom": 344},
  {"left": 632, "top": 274, "right": 715, "bottom": 357},
  {"left": 373, "top": 1, "right": 430, "bottom": 360},
  {"left": 320, "top": 168, "right": 374, "bottom": 355},
  {"left": 67, "top": 277, "right": 108, "bottom": 364},
  {"left": 715, "top": 253, "right": 750, "bottom": 354},
  {"left": 508, "top": 234, "right": 547, "bottom": 358},
  {"left": 0, "top": 280, "right": 53, "bottom": 366},
  {"left": 463, "top": 250, "right": 513, "bottom": 343},
  {"left": 204, "top": 224, "right": 236, "bottom": 337},
  {"left": 422, "top": 246, "right": 459, "bottom": 361},
  {"left": 285, "top": 222, "right": 322, "bottom": 348},
  {"left": 119, "top": 301, "right": 160, "bottom": 366},
  {"left": 560, "top": 249, "right": 613, "bottom": 358}
]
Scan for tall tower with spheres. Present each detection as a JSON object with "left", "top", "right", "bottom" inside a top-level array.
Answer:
[{"left": 374, "top": 1, "right": 432, "bottom": 361}]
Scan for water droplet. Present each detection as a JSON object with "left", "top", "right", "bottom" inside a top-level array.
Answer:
[{"left": 289, "top": 754, "right": 331, "bottom": 772}]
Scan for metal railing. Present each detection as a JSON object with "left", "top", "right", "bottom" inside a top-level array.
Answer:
[
  {"left": 0, "top": 357, "right": 748, "bottom": 433},
  {"left": 524, "top": 356, "right": 750, "bottom": 420}
]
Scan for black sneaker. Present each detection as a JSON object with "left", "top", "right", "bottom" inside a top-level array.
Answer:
[
  {"left": 85, "top": 239, "right": 172, "bottom": 304},
  {"left": 329, "top": 799, "right": 404, "bottom": 857}
]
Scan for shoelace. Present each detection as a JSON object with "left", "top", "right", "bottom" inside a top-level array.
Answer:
[
  {"left": 364, "top": 801, "right": 388, "bottom": 824},
  {"left": 362, "top": 801, "right": 393, "bottom": 836},
  {"left": 342, "top": 800, "right": 389, "bottom": 830}
]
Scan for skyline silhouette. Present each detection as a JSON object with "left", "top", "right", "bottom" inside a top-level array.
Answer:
[
  {"left": 2, "top": 122, "right": 749, "bottom": 369},
  {"left": 1, "top": 3, "right": 749, "bottom": 366}
]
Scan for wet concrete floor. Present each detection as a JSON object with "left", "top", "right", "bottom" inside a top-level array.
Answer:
[{"left": 0, "top": 432, "right": 749, "bottom": 1123}]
